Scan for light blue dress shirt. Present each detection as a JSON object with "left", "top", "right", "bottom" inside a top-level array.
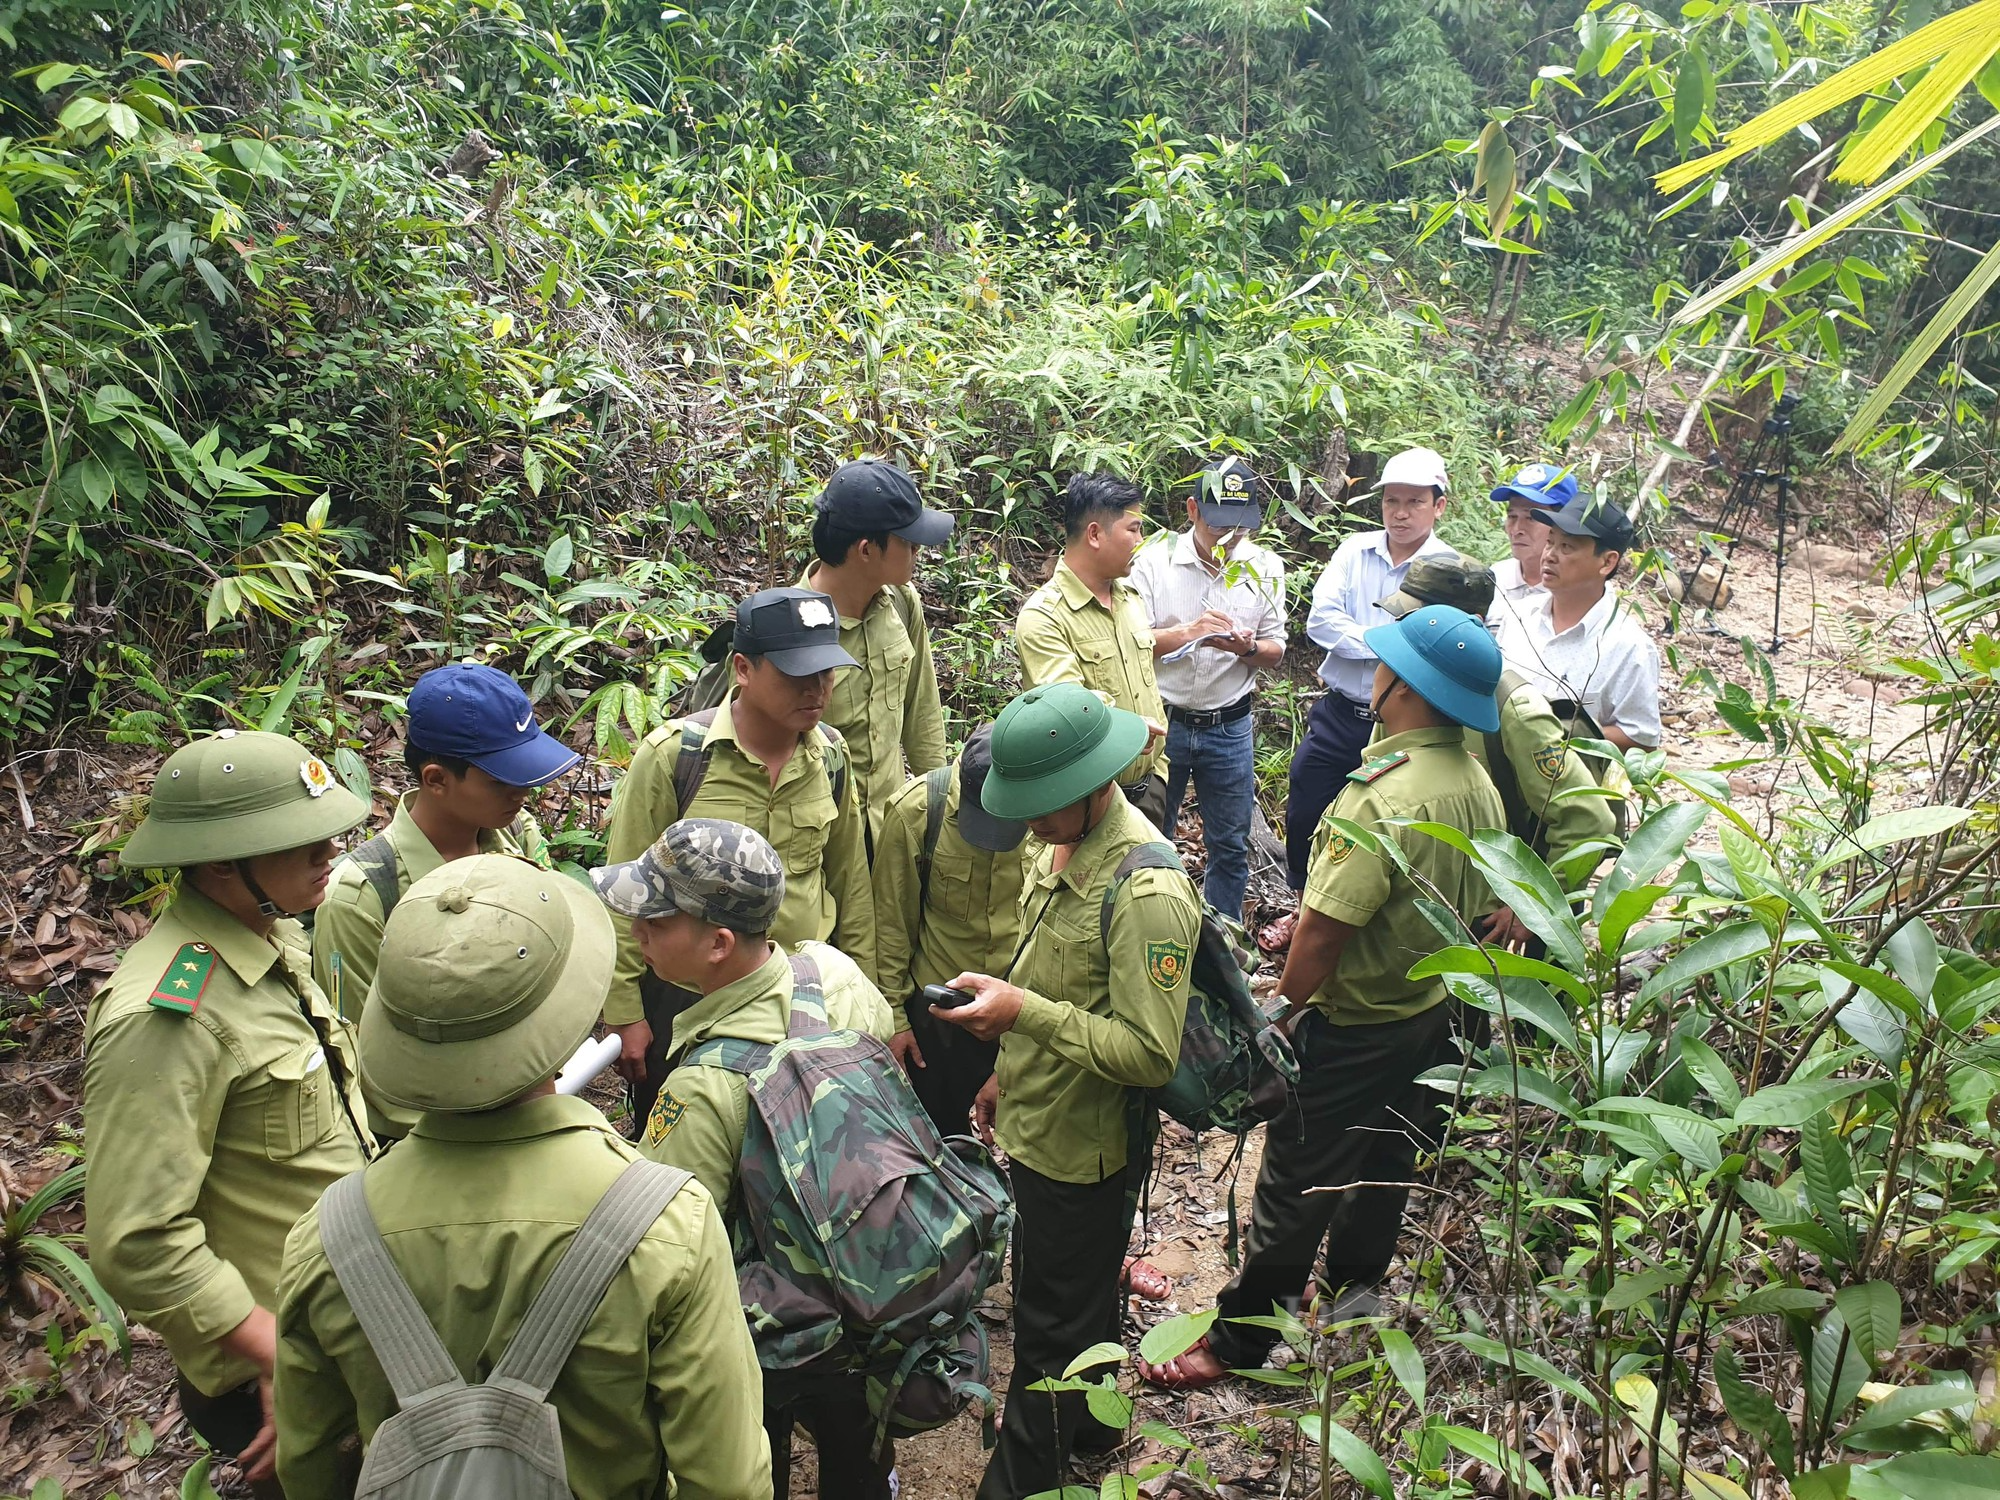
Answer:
[{"left": 1305, "top": 529, "right": 1460, "bottom": 703}]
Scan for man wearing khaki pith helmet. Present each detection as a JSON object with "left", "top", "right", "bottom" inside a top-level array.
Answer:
[{"left": 86, "top": 730, "right": 374, "bottom": 1497}]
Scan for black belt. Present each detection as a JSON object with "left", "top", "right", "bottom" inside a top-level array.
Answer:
[
  {"left": 1166, "top": 693, "right": 1255, "bottom": 730},
  {"left": 1324, "top": 694, "right": 1374, "bottom": 720}
]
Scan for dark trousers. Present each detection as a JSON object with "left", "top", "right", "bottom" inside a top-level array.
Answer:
[
  {"left": 1209, "top": 1005, "right": 1455, "bottom": 1369},
  {"left": 1283, "top": 693, "right": 1376, "bottom": 890},
  {"left": 176, "top": 1376, "right": 287, "bottom": 1500},
  {"left": 629, "top": 975, "right": 700, "bottom": 1134},
  {"left": 978, "top": 1160, "right": 1133, "bottom": 1500},
  {"left": 765, "top": 1376, "right": 894, "bottom": 1500},
  {"left": 1122, "top": 773, "right": 1170, "bottom": 834},
  {"left": 904, "top": 996, "right": 999, "bottom": 1139}
]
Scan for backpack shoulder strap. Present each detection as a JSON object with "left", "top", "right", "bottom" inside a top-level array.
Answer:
[
  {"left": 785, "top": 949, "right": 831, "bottom": 1038},
  {"left": 888, "top": 583, "right": 923, "bottom": 642},
  {"left": 317, "top": 1171, "right": 463, "bottom": 1406},
  {"left": 1484, "top": 671, "right": 1530, "bottom": 831},
  {"left": 669, "top": 707, "right": 720, "bottom": 815},
  {"left": 1099, "top": 841, "right": 1183, "bottom": 950},
  {"left": 917, "top": 765, "right": 952, "bottom": 905},
  {"left": 489, "top": 1159, "right": 693, "bottom": 1399},
  {"left": 342, "top": 832, "right": 402, "bottom": 923},
  {"left": 813, "top": 724, "right": 849, "bottom": 808}
]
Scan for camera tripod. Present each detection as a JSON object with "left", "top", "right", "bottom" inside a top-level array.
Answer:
[{"left": 1689, "top": 391, "right": 1798, "bottom": 653}]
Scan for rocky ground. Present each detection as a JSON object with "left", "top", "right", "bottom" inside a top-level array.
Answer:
[{"left": 0, "top": 464, "right": 1948, "bottom": 1499}]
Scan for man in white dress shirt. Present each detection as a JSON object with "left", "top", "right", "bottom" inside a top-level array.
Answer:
[
  {"left": 1486, "top": 462, "right": 1573, "bottom": 630},
  {"left": 1283, "top": 447, "right": 1457, "bottom": 891},
  {"left": 1496, "top": 492, "right": 1662, "bottom": 752},
  {"left": 1130, "top": 456, "right": 1287, "bottom": 918}
]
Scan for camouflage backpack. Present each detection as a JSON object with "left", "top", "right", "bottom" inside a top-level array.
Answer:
[
  {"left": 1101, "top": 842, "right": 1299, "bottom": 1137},
  {"left": 684, "top": 949, "right": 1012, "bottom": 1444}
]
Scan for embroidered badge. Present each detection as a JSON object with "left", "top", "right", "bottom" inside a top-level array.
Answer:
[
  {"left": 1145, "top": 939, "right": 1190, "bottom": 993},
  {"left": 1347, "top": 750, "right": 1409, "bottom": 784},
  {"left": 149, "top": 942, "right": 217, "bottom": 1015},
  {"left": 299, "top": 757, "right": 333, "bottom": 798},
  {"left": 797, "top": 598, "right": 835, "bottom": 629},
  {"left": 644, "top": 1090, "right": 687, "bottom": 1147},
  {"left": 1533, "top": 743, "right": 1565, "bottom": 781},
  {"left": 1322, "top": 829, "right": 1358, "bottom": 866}
]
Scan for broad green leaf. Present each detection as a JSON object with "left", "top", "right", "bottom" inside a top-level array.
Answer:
[
  {"left": 1809, "top": 1308, "right": 1872, "bottom": 1438},
  {"left": 1715, "top": 1344, "right": 1794, "bottom": 1475},
  {"left": 1735, "top": 1077, "right": 1875, "bottom": 1130},
  {"left": 1799, "top": 1112, "right": 1855, "bottom": 1222},
  {"left": 1882, "top": 919, "right": 1939, "bottom": 1002},
  {"left": 1136, "top": 1308, "right": 1214, "bottom": 1366},
  {"left": 1444, "top": 1331, "right": 1599, "bottom": 1411},
  {"left": 1730, "top": 1284, "right": 1827, "bottom": 1317},
  {"left": 1871, "top": 1450, "right": 2000, "bottom": 1499},
  {"left": 333, "top": 747, "right": 370, "bottom": 806},
  {"left": 1462, "top": 1063, "right": 1578, "bottom": 1119},
  {"left": 544, "top": 533, "right": 575, "bottom": 581},
  {"left": 1602, "top": 1266, "right": 1678, "bottom": 1312},
  {"left": 1599, "top": 883, "right": 1671, "bottom": 957},
  {"left": 1061, "top": 1342, "right": 1125, "bottom": 1378},
  {"left": 1686, "top": 1471, "right": 1751, "bottom": 1500},
  {"left": 1409, "top": 945, "right": 1587, "bottom": 1003},
  {"left": 257, "top": 663, "right": 306, "bottom": 734},
  {"left": 1673, "top": 42, "right": 1710, "bottom": 152},
  {"left": 1789, "top": 1466, "right": 1851, "bottom": 1500},
  {"left": 1437, "top": 1424, "right": 1550, "bottom": 1496},
  {"left": 1598, "top": 800, "right": 1707, "bottom": 914},
  {"left": 1840, "top": 1382, "right": 1976, "bottom": 1443},
  {"left": 1638, "top": 920, "right": 1772, "bottom": 1004},
  {"left": 1084, "top": 1380, "right": 1133, "bottom": 1429},
  {"left": 181, "top": 1457, "right": 224, "bottom": 1500},
  {"left": 1298, "top": 1417, "right": 1395, "bottom": 1499},
  {"left": 1376, "top": 1327, "right": 1425, "bottom": 1406},
  {"left": 1676, "top": 1034, "right": 1742, "bottom": 1112},
  {"left": 1099, "top": 1476, "right": 1139, "bottom": 1500},
  {"left": 1447, "top": 977, "right": 1579, "bottom": 1056},
  {"left": 1832, "top": 1282, "right": 1900, "bottom": 1368},
  {"left": 1811, "top": 806, "right": 1973, "bottom": 873},
  {"left": 1407, "top": 823, "right": 1585, "bottom": 971}
]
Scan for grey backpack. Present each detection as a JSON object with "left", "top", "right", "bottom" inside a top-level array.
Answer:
[{"left": 317, "top": 1159, "right": 692, "bottom": 1499}]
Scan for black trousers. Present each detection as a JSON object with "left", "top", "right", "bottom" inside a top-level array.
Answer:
[
  {"left": 1122, "top": 773, "right": 1171, "bottom": 834},
  {"left": 765, "top": 1376, "right": 894, "bottom": 1500},
  {"left": 903, "top": 995, "right": 999, "bottom": 1139},
  {"left": 1209, "top": 1004, "right": 1455, "bottom": 1368},
  {"left": 176, "top": 1376, "right": 288, "bottom": 1500},
  {"left": 629, "top": 975, "right": 701, "bottom": 1134},
  {"left": 977, "top": 1159, "right": 1133, "bottom": 1500},
  {"left": 1283, "top": 693, "right": 1376, "bottom": 890}
]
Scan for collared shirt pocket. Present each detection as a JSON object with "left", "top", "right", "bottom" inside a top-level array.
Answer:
[
  {"left": 925, "top": 841, "right": 979, "bottom": 924},
  {"left": 774, "top": 786, "right": 838, "bottom": 871},
  {"left": 263, "top": 1041, "right": 337, "bottom": 1161}
]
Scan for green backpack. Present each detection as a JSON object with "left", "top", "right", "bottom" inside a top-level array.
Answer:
[{"left": 684, "top": 950, "right": 1013, "bottom": 1446}]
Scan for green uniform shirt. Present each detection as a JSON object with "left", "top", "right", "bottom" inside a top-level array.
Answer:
[
  {"left": 274, "top": 1095, "right": 770, "bottom": 1500},
  {"left": 638, "top": 943, "right": 893, "bottom": 1213},
  {"left": 1015, "top": 560, "right": 1167, "bottom": 786},
  {"left": 799, "top": 568, "right": 949, "bottom": 845},
  {"left": 1474, "top": 681, "right": 1617, "bottom": 884},
  {"left": 600, "top": 694, "right": 876, "bottom": 1026},
  {"left": 994, "top": 794, "right": 1199, "bottom": 1184},
  {"left": 1302, "top": 724, "right": 1506, "bottom": 1026},
  {"left": 84, "top": 887, "right": 371, "bottom": 1396},
  {"left": 311, "top": 791, "right": 549, "bottom": 1022},
  {"left": 872, "top": 763, "right": 1029, "bottom": 1032}
]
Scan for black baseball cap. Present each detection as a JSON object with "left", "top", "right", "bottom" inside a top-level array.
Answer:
[
  {"left": 815, "top": 460, "right": 954, "bottom": 548},
  {"left": 955, "top": 724, "right": 1028, "bottom": 853},
  {"left": 734, "top": 588, "right": 860, "bottom": 677},
  {"left": 1534, "top": 493, "right": 1635, "bottom": 552},
  {"left": 1191, "top": 456, "right": 1263, "bottom": 530}
]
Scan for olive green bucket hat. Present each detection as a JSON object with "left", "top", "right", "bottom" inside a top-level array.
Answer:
[
  {"left": 981, "top": 682, "right": 1148, "bottom": 821},
  {"left": 122, "top": 730, "right": 368, "bottom": 869},
  {"left": 360, "top": 854, "right": 612, "bottom": 1113}
]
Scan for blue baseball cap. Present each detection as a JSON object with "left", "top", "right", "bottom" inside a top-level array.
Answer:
[
  {"left": 406, "top": 664, "right": 581, "bottom": 787},
  {"left": 1363, "top": 606, "right": 1502, "bottom": 733},
  {"left": 1489, "top": 462, "right": 1577, "bottom": 510}
]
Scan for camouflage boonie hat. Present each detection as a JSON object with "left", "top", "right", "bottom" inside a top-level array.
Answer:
[
  {"left": 1378, "top": 553, "right": 1496, "bottom": 620},
  {"left": 591, "top": 817, "right": 786, "bottom": 931}
]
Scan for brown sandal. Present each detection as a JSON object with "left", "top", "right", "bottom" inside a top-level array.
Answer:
[
  {"left": 1120, "top": 1256, "right": 1172, "bottom": 1302},
  {"left": 1138, "top": 1333, "right": 1230, "bottom": 1391}
]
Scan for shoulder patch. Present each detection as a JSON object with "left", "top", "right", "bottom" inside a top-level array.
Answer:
[
  {"left": 1347, "top": 749, "right": 1410, "bottom": 784},
  {"left": 1533, "top": 743, "right": 1566, "bottom": 781},
  {"left": 643, "top": 1090, "right": 686, "bottom": 1148},
  {"left": 1320, "top": 828, "right": 1359, "bottom": 866},
  {"left": 1145, "top": 938, "right": 1190, "bottom": 992},
  {"left": 149, "top": 942, "right": 218, "bottom": 1015}
]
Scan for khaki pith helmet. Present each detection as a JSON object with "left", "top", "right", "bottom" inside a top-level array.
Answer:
[{"left": 121, "top": 731, "right": 368, "bottom": 869}]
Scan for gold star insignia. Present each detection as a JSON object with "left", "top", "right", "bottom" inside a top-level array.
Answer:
[
  {"left": 182, "top": 961, "right": 200, "bottom": 972},
  {"left": 171, "top": 978, "right": 189, "bottom": 990}
]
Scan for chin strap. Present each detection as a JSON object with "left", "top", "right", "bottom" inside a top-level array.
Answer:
[{"left": 234, "top": 859, "right": 287, "bottom": 918}]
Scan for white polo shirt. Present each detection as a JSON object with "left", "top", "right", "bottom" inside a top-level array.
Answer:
[
  {"left": 1130, "top": 531, "right": 1287, "bottom": 712},
  {"left": 1486, "top": 556, "right": 1546, "bottom": 632},
  {"left": 1305, "top": 530, "right": 1458, "bottom": 704},
  {"left": 1496, "top": 586, "right": 1663, "bottom": 748}
]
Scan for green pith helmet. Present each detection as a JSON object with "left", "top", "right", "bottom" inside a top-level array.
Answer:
[
  {"left": 361, "top": 854, "right": 612, "bottom": 1113},
  {"left": 121, "top": 730, "right": 368, "bottom": 869},
  {"left": 981, "top": 682, "right": 1148, "bottom": 821}
]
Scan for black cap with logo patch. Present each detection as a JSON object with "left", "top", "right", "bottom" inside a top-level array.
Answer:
[
  {"left": 734, "top": 587, "right": 861, "bottom": 677},
  {"left": 1191, "top": 456, "right": 1263, "bottom": 530}
]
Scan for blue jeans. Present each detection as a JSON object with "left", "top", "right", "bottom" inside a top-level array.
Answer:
[{"left": 1162, "top": 711, "right": 1255, "bottom": 919}]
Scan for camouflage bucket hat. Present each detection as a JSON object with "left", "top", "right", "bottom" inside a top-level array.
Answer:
[
  {"left": 360, "top": 854, "right": 612, "bottom": 1113},
  {"left": 981, "top": 682, "right": 1148, "bottom": 821},
  {"left": 122, "top": 730, "right": 368, "bottom": 869},
  {"left": 591, "top": 818, "right": 786, "bottom": 931},
  {"left": 1379, "top": 553, "right": 1496, "bottom": 620}
]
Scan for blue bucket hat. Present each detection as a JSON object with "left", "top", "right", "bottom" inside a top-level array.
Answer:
[
  {"left": 1363, "top": 606, "right": 1502, "bottom": 733},
  {"left": 1489, "top": 462, "right": 1577, "bottom": 510},
  {"left": 408, "top": 663, "right": 581, "bottom": 788}
]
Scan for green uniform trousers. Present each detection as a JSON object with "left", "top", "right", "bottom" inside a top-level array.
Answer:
[
  {"left": 1210, "top": 1004, "right": 1454, "bottom": 1368},
  {"left": 977, "top": 1159, "right": 1134, "bottom": 1500}
]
